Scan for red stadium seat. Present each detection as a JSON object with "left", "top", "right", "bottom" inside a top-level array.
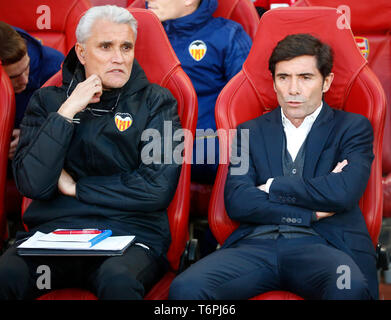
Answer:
[
  {"left": 253, "top": 0, "right": 270, "bottom": 9},
  {"left": 129, "top": 0, "right": 258, "bottom": 234},
  {"left": 209, "top": 6, "right": 386, "bottom": 300},
  {"left": 200, "top": 0, "right": 259, "bottom": 221},
  {"left": 0, "top": 64, "right": 16, "bottom": 250},
  {"left": 213, "top": 0, "right": 259, "bottom": 40},
  {"left": 294, "top": 1, "right": 391, "bottom": 218},
  {"left": 21, "top": 8, "right": 197, "bottom": 300},
  {"left": 127, "top": 1, "right": 145, "bottom": 8},
  {"left": 254, "top": 0, "right": 297, "bottom": 10},
  {"left": 90, "top": 0, "right": 129, "bottom": 7},
  {"left": 127, "top": 0, "right": 137, "bottom": 6},
  {"left": 0, "top": 0, "right": 91, "bottom": 55}
]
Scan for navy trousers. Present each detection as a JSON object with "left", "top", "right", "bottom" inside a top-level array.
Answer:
[
  {"left": 169, "top": 235, "right": 372, "bottom": 300},
  {"left": 0, "top": 243, "right": 166, "bottom": 300}
]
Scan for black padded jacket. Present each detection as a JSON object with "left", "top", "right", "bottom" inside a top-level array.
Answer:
[{"left": 13, "top": 48, "right": 182, "bottom": 257}]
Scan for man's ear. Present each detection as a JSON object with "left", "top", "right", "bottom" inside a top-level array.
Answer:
[
  {"left": 273, "top": 80, "right": 277, "bottom": 92},
  {"left": 75, "top": 43, "right": 86, "bottom": 65},
  {"left": 322, "top": 72, "right": 334, "bottom": 93}
]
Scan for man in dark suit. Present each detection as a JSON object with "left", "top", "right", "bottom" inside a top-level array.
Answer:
[{"left": 169, "top": 33, "right": 378, "bottom": 300}]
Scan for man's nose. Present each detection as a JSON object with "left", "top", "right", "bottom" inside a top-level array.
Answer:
[
  {"left": 111, "top": 48, "right": 125, "bottom": 63},
  {"left": 288, "top": 78, "right": 300, "bottom": 95},
  {"left": 18, "top": 73, "right": 29, "bottom": 86}
]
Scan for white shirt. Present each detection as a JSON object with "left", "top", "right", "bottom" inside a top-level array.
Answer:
[
  {"left": 281, "top": 102, "right": 323, "bottom": 162},
  {"left": 262, "top": 102, "right": 323, "bottom": 193}
]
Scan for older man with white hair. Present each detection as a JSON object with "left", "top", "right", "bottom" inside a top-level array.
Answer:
[{"left": 0, "top": 5, "right": 182, "bottom": 300}]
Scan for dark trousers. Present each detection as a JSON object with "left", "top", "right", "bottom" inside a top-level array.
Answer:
[
  {"left": 169, "top": 235, "right": 372, "bottom": 300},
  {"left": 0, "top": 243, "right": 166, "bottom": 300}
]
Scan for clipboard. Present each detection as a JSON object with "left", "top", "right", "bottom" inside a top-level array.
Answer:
[{"left": 17, "top": 231, "right": 136, "bottom": 256}]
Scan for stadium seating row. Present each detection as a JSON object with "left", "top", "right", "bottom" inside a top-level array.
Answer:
[{"left": 0, "top": 0, "right": 389, "bottom": 300}]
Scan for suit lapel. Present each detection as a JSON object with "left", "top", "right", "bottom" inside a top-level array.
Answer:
[
  {"left": 261, "top": 103, "right": 335, "bottom": 178},
  {"left": 303, "top": 102, "right": 335, "bottom": 178},
  {"left": 261, "top": 107, "right": 284, "bottom": 177}
]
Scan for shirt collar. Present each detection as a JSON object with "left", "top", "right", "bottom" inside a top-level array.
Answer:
[{"left": 281, "top": 102, "right": 323, "bottom": 129}]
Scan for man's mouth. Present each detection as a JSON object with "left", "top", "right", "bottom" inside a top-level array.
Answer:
[
  {"left": 107, "top": 69, "right": 125, "bottom": 74},
  {"left": 286, "top": 101, "right": 304, "bottom": 106}
]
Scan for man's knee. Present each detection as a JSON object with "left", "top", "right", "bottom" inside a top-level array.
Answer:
[
  {"left": 345, "top": 280, "right": 371, "bottom": 299},
  {"left": 94, "top": 263, "right": 145, "bottom": 300},
  {"left": 169, "top": 275, "right": 189, "bottom": 299},
  {"left": 169, "top": 272, "right": 209, "bottom": 300},
  {"left": 324, "top": 278, "right": 371, "bottom": 300},
  {"left": 0, "top": 259, "right": 31, "bottom": 299}
]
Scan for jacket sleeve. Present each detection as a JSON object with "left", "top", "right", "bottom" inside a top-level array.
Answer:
[
  {"left": 224, "top": 22, "right": 252, "bottom": 81},
  {"left": 75, "top": 87, "right": 182, "bottom": 213},
  {"left": 224, "top": 124, "right": 314, "bottom": 227},
  {"left": 12, "top": 88, "right": 75, "bottom": 200},
  {"left": 268, "top": 115, "right": 374, "bottom": 212}
]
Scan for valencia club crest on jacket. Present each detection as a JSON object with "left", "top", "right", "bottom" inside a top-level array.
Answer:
[
  {"left": 189, "top": 40, "right": 207, "bottom": 61},
  {"left": 114, "top": 112, "right": 133, "bottom": 132}
]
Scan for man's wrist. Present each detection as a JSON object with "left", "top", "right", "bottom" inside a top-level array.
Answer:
[
  {"left": 58, "top": 113, "right": 74, "bottom": 123},
  {"left": 58, "top": 102, "right": 76, "bottom": 120}
]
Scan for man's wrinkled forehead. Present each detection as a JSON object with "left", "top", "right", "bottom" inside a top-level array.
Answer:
[{"left": 86, "top": 19, "right": 135, "bottom": 44}]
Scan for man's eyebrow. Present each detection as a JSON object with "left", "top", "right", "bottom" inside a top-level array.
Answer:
[
  {"left": 275, "top": 72, "right": 315, "bottom": 77},
  {"left": 275, "top": 72, "right": 290, "bottom": 77},
  {"left": 122, "top": 41, "right": 134, "bottom": 47},
  {"left": 98, "top": 40, "right": 134, "bottom": 47},
  {"left": 99, "top": 40, "right": 113, "bottom": 46},
  {"left": 298, "top": 72, "right": 315, "bottom": 77}
]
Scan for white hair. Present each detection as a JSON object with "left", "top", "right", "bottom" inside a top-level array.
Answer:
[{"left": 76, "top": 5, "right": 138, "bottom": 44}]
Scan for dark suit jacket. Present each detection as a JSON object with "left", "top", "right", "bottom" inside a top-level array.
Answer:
[{"left": 224, "top": 102, "right": 378, "bottom": 299}]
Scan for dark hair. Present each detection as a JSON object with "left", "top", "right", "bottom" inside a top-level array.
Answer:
[
  {"left": 0, "top": 21, "right": 27, "bottom": 65},
  {"left": 269, "top": 33, "right": 333, "bottom": 79}
]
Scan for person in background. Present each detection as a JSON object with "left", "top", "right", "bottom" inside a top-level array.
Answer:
[
  {"left": 0, "top": 21, "right": 64, "bottom": 159},
  {"left": 146, "top": 0, "right": 252, "bottom": 184},
  {"left": 146, "top": 0, "right": 252, "bottom": 257}
]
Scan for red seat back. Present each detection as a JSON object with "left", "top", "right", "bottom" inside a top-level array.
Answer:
[
  {"left": 90, "top": 0, "right": 129, "bottom": 6},
  {"left": 129, "top": 8, "right": 197, "bottom": 270},
  {"left": 127, "top": 0, "right": 137, "bottom": 6},
  {"left": 128, "top": 0, "right": 259, "bottom": 219},
  {"left": 294, "top": 0, "right": 391, "bottom": 217},
  {"left": 210, "top": 5, "right": 385, "bottom": 266},
  {"left": 213, "top": 0, "right": 259, "bottom": 40},
  {"left": 127, "top": 0, "right": 146, "bottom": 8},
  {"left": 129, "top": 0, "right": 259, "bottom": 39},
  {"left": 254, "top": 0, "right": 297, "bottom": 9},
  {"left": 0, "top": 64, "right": 16, "bottom": 249},
  {"left": 22, "top": 8, "right": 197, "bottom": 276},
  {"left": 0, "top": 0, "right": 91, "bottom": 55}
]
